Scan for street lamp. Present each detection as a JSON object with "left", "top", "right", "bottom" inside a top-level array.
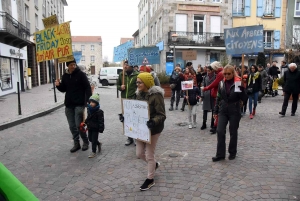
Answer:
[{"left": 171, "top": 34, "right": 178, "bottom": 69}]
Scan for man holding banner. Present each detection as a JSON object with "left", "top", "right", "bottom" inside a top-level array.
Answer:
[
  {"left": 55, "top": 59, "right": 92, "bottom": 153},
  {"left": 117, "top": 61, "right": 139, "bottom": 146}
]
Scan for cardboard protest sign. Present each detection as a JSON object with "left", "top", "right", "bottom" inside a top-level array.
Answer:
[
  {"left": 58, "top": 51, "right": 82, "bottom": 63},
  {"left": 42, "top": 14, "right": 59, "bottom": 28},
  {"left": 181, "top": 81, "right": 193, "bottom": 90},
  {"left": 122, "top": 99, "right": 151, "bottom": 144},
  {"left": 35, "top": 22, "right": 73, "bottom": 62},
  {"left": 224, "top": 25, "right": 264, "bottom": 55}
]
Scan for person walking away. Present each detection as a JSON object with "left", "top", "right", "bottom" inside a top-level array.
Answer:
[
  {"left": 185, "top": 79, "right": 200, "bottom": 129},
  {"left": 117, "top": 61, "right": 139, "bottom": 146},
  {"left": 246, "top": 65, "right": 262, "bottom": 119},
  {"left": 135, "top": 73, "right": 166, "bottom": 191},
  {"left": 279, "top": 63, "right": 300, "bottom": 117},
  {"left": 85, "top": 93, "right": 104, "bottom": 158},
  {"left": 201, "top": 61, "right": 224, "bottom": 134},
  {"left": 212, "top": 65, "right": 247, "bottom": 162},
  {"left": 268, "top": 61, "right": 280, "bottom": 96},
  {"left": 55, "top": 59, "right": 92, "bottom": 153},
  {"left": 169, "top": 67, "right": 183, "bottom": 111},
  {"left": 258, "top": 64, "right": 268, "bottom": 103},
  {"left": 201, "top": 66, "right": 216, "bottom": 131}
]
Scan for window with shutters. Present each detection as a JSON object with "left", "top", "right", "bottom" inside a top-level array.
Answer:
[
  {"left": 295, "top": 0, "right": 300, "bottom": 17},
  {"left": 263, "top": 31, "right": 273, "bottom": 48},
  {"left": 264, "top": 0, "right": 275, "bottom": 16},
  {"left": 233, "top": 0, "right": 244, "bottom": 16}
]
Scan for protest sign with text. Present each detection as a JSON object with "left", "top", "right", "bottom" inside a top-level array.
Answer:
[
  {"left": 224, "top": 25, "right": 264, "bottom": 55},
  {"left": 113, "top": 40, "right": 134, "bottom": 62},
  {"left": 35, "top": 22, "right": 73, "bottom": 63},
  {"left": 122, "top": 99, "right": 151, "bottom": 144},
  {"left": 128, "top": 47, "right": 160, "bottom": 66}
]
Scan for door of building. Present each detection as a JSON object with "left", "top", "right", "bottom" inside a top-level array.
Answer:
[
  {"left": 193, "top": 15, "right": 206, "bottom": 43},
  {"left": 90, "top": 66, "right": 95, "bottom": 75}
]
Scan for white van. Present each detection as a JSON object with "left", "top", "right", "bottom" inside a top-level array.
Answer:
[{"left": 98, "top": 67, "right": 123, "bottom": 86}]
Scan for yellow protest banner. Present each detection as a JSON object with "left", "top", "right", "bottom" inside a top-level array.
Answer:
[
  {"left": 57, "top": 55, "right": 75, "bottom": 63},
  {"left": 42, "top": 15, "right": 59, "bottom": 28},
  {"left": 35, "top": 22, "right": 73, "bottom": 63}
]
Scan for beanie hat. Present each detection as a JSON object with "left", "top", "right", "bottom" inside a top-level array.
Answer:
[
  {"left": 89, "top": 93, "right": 100, "bottom": 104},
  {"left": 210, "top": 61, "right": 222, "bottom": 71},
  {"left": 137, "top": 72, "right": 155, "bottom": 89},
  {"left": 66, "top": 59, "right": 76, "bottom": 67},
  {"left": 140, "top": 66, "right": 151, "bottom": 73}
]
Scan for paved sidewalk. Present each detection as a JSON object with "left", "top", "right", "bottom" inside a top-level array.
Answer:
[
  {"left": 0, "top": 84, "right": 65, "bottom": 130},
  {"left": 0, "top": 86, "right": 299, "bottom": 201}
]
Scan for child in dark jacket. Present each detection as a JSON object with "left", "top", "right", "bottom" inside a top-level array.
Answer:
[
  {"left": 184, "top": 81, "right": 200, "bottom": 129},
  {"left": 85, "top": 93, "right": 104, "bottom": 158}
]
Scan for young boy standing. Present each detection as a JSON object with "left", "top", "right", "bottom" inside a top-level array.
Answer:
[
  {"left": 85, "top": 93, "right": 104, "bottom": 158},
  {"left": 185, "top": 79, "right": 200, "bottom": 129}
]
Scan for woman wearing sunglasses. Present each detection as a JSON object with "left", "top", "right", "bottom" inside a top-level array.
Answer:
[
  {"left": 246, "top": 65, "right": 262, "bottom": 119},
  {"left": 212, "top": 65, "right": 247, "bottom": 162}
]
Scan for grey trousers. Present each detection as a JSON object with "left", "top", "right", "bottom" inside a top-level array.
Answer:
[
  {"left": 216, "top": 112, "right": 241, "bottom": 158},
  {"left": 65, "top": 106, "right": 89, "bottom": 144}
]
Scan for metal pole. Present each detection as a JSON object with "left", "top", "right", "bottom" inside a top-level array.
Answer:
[
  {"left": 53, "top": 60, "right": 57, "bottom": 103},
  {"left": 17, "top": 82, "right": 22, "bottom": 115},
  {"left": 173, "top": 45, "right": 176, "bottom": 69}
]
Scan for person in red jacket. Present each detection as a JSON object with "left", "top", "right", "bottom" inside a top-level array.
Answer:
[{"left": 201, "top": 61, "right": 224, "bottom": 134}]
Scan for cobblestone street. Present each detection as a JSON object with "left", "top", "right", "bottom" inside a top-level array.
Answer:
[{"left": 0, "top": 86, "right": 299, "bottom": 201}]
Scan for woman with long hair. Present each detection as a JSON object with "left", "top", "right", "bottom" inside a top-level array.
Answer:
[
  {"left": 212, "top": 65, "right": 246, "bottom": 162},
  {"left": 246, "top": 65, "right": 262, "bottom": 119}
]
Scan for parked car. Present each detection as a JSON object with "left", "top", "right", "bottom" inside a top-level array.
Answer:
[{"left": 98, "top": 67, "right": 123, "bottom": 86}]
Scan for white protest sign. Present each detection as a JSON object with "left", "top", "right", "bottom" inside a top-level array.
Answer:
[
  {"left": 181, "top": 81, "right": 193, "bottom": 90},
  {"left": 122, "top": 99, "right": 151, "bottom": 144}
]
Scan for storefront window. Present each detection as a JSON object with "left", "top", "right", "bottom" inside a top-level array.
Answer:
[{"left": 0, "top": 57, "right": 12, "bottom": 90}]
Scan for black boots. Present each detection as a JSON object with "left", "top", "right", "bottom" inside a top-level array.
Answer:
[
  {"left": 169, "top": 106, "right": 174, "bottom": 111},
  {"left": 200, "top": 122, "right": 207, "bottom": 130},
  {"left": 70, "top": 141, "right": 81, "bottom": 153}
]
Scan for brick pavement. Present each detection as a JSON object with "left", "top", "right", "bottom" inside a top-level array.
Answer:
[{"left": 0, "top": 87, "right": 299, "bottom": 201}]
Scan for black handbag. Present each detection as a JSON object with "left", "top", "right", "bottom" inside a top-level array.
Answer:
[{"left": 246, "top": 88, "right": 253, "bottom": 94}]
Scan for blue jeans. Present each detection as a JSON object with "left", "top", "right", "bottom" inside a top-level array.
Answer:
[{"left": 248, "top": 92, "right": 258, "bottom": 114}]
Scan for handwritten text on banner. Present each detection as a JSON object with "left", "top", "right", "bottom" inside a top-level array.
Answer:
[
  {"left": 224, "top": 25, "right": 264, "bottom": 55},
  {"left": 128, "top": 47, "right": 160, "bottom": 66},
  {"left": 122, "top": 99, "right": 151, "bottom": 144},
  {"left": 35, "top": 22, "right": 73, "bottom": 62}
]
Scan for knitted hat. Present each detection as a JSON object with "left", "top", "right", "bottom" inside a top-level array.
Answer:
[
  {"left": 66, "top": 59, "right": 76, "bottom": 67},
  {"left": 140, "top": 66, "right": 151, "bottom": 73},
  {"left": 137, "top": 72, "right": 155, "bottom": 89},
  {"left": 210, "top": 61, "right": 222, "bottom": 71},
  {"left": 89, "top": 93, "right": 100, "bottom": 104}
]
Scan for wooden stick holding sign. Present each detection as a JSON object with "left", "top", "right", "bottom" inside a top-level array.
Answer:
[{"left": 181, "top": 80, "right": 193, "bottom": 110}]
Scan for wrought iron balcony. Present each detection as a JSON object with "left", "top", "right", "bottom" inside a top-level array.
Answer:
[
  {"left": 0, "top": 11, "right": 31, "bottom": 48},
  {"left": 168, "top": 31, "right": 225, "bottom": 47}
]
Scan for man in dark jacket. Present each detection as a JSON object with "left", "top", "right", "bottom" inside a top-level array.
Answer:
[
  {"left": 169, "top": 67, "right": 183, "bottom": 111},
  {"left": 117, "top": 61, "right": 139, "bottom": 146},
  {"left": 279, "top": 63, "right": 300, "bottom": 116},
  {"left": 55, "top": 59, "right": 92, "bottom": 153}
]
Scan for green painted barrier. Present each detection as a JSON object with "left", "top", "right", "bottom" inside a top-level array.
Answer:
[{"left": 0, "top": 163, "right": 39, "bottom": 201}]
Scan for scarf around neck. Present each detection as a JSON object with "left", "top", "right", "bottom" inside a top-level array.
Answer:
[
  {"left": 87, "top": 104, "right": 100, "bottom": 115},
  {"left": 248, "top": 72, "right": 260, "bottom": 85}
]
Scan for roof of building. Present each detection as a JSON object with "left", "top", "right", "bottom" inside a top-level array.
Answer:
[
  {"left": 120, "top": 38, "right": 133, "bottom": 44},
  {"left": 132, "top": 30, "right": 139, "bottom": 37},
  {"left": 72, "top": 36, "right": 102, "bottom": 43}
]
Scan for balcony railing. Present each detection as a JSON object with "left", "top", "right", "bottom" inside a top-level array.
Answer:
[
  {"left": 0, "top": 11, "right": 31, "bottom": 48},
  {"left": 168, "top": 31, "right": 225, "bottom": 47}
]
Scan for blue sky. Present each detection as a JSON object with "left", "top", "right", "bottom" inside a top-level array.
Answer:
[{"left": 65, "top": 0, "right": 139, "bottom": 62}]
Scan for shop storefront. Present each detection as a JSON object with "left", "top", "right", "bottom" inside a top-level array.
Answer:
[{"left": 0, "top": 43, "right": 27, "bottom": 96}]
